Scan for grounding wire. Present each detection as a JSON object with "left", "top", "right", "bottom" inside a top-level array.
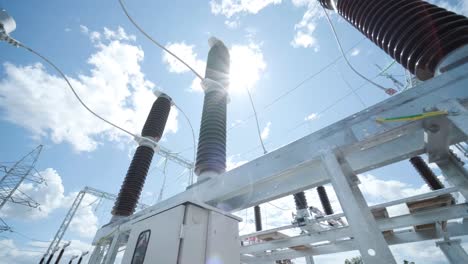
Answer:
[
  {"left": 322, "top": 6, "right": 389, "bottom": 94},
  {"left": 118, "top": 0, "right": 203, "bottom": 80}
]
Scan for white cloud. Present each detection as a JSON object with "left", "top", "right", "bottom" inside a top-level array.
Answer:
[
  {"left": 291, "top": 30, "right": 317, "bottom": 49},
  {"left": 225, "top": 19, "right": 240, "bottom": 29},
  {"left": 80, "top": 26, "right": 136, "bottom": 43},
  {"left": 260, "top": 121, "right": 272, "bottom": 140},
  {"left": 230, "top": 43, "right": 267, "bottom": 92},
  {"left": 68, "top": 193, "right": 100, "bottom": 238},
  {"left": 103, "top": 27, "right": 136, "bottom": 41},
  {"left": 358, "top": 174, "right": 430, "bottom": 202},
  {"left": 79, "top": 25, "right": 89, "bottom": 34},
  {"left": 0, "top": 239, "right": 92, "bottom": 264},
  {"left": 226, "top": 155, "right": 248, "bottom": 171},
  {"left": 350, "top": 48, "right": 360, "bottom": 57},
  {"left": 162, "top": 42, "right": 205, "bottom": 75},
  {"left": 304, "top": 112, "right": 318, "bottom": 121},
  {"left": 428, "top": 0, "right": 468, "bottom": 16},
  {"left": 0, "top": 168, "right": 72, "bottom": 219},
  {"left": 0, "top": 239, "right": 43, "bottom": 264},
  {"left": 291, "top": 0, "right": 314, "bottom": 7},
  {"left": 0, "top": 168, "right": 100, "bottom": 238},
  {"left": 290, "top": 1, "right": 324, "bottom": 50},
  {"left": 210, "top": 0, "right": 282, "bottom": 18},
  {"left": 0, "top": 27, "right": 178, "bottom": 152},
  {"left": 162, "top": 41, "right": 267, "bottom": 94},
  {"left": 237, "top": 173, "right": 460, "bottom": 263}
]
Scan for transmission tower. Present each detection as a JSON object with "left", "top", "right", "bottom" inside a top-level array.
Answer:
[
  {"left": 0, "top": 145, "right": 45, "bottom": 232},
  {"left": 42, "top": 186, "right": 148, "bottom": 261}
]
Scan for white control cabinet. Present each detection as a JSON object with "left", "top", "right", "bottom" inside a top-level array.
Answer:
[{"left": 121, "top": 202, "right": 240, "bottom": 264}]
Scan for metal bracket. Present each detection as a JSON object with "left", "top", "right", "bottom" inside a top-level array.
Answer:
[{"left": 436, "top": 238, "right": 468, "bottom": 263}]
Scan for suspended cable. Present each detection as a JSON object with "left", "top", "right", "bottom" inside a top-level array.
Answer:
[
  {"left": 165, "top": 168, "right": 190, "bottom": 188},
  {"left": 246, "top": 88, "right": 268, "bottom": 155},
  {"left": 335, "top": 66, "right": 366, "bottom": 108},
  {"left": 0, "top": 241, "right": 45, "bottom": 253},
  {"left": 238, "top": 209, "right": 249, "bottom": 232},
  {"left": 234, "top": 77, "right": 378, "bottom": 159},
  {"left": 321, "top": 6, "right": 394, "bottom": 95},
  {"left": 12, "top": 42, "right": 195, "bottom": 162},
  {"left": 84, "top": 197, "right": 101, "bottom": 208},
  {"left": 267, "top": 202, "right": 292, "bottom": 211},
  {"left": 288, "top": 80, "right": 373, "bottom": 133},
  {"left": 227, "top": 37, "right": 366, "bottom": 133},
  {"left": 18, "top": 43, "right": 141, "bottom": 140},
  {"left": 9, "top": 230, "right": 50, "bottom": 243},
  {"left": 157, "top": 158, "right": 168, "bottom": 203},
  {"left": 173, "top": 103, "right": 197, "bottom": 164},
  {"left": 2, "top": 26, "right": 195, "bottom": 167},
  {"left": 118, "top": 0, "right": 203, "bottom": 80}
]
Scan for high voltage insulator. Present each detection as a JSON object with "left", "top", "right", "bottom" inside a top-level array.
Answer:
[
  {"left": 409, "top": 156, "right": 444, "bottom": 190},
  {"left": 112, "top": 94, "right": 172, "bottom": 217},
  {"left": 317, "top": 186, "right": 334, "bottom": 215},
  {"left": 254, "top": 205, "right": 262, "bottom": 232},
  {"left": 195, "top": 38, "right": 230, "bottom": 178},
  {"left": 319, "top": 0, "right": 468, "bottom": 80},
  {"left": 293, "top": 191, "right": 308, "bottom": 210}
]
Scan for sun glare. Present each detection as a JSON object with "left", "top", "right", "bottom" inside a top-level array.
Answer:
[{"left": 228, "top": 44, "right": 266, "bottom": 95}]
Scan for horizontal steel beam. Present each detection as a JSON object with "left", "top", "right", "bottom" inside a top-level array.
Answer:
[
  {"left": 95, "top": 59, "right": 468, "bottom": 240},
  {"left": 243, "top": 221, "right": 468, "bottom": 263},
  {"left": 160, "top": 64, "right": 467, "bottom": 212},
  {"left": 241, "top": 186, "right": 458, "bottom": 240},
  {"left": 241, "top": 203, "right": 468, "bottom": 255}
]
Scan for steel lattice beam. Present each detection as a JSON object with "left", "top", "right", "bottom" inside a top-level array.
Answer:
[
  {"left": 43, "top": 186, "right": 148, "bottom": 257},
  {"left": 0, "top": 145, "right": 43, "bottom": 210}
]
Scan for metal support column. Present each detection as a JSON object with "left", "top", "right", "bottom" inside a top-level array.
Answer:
[
  {"left": 88, "top": 244, "right": 106, "bottom": 264},
  {"left": 436, "top": 152, "right": 468, "bottom": 200},
  {"left": 104, "top": 233, "right": 123, "bottom": 264},
  {"left": 322, "top": 151, "right": 396, "bottom": 264},
  {"left": 305, "top": 255, "right": 315, "bottom": 264},
  {"left": 436, "top": 239, "right": 468, "bottom": 263}
]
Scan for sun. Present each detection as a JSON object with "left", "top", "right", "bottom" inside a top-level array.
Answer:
[{"left": 228, "top": 44, "right": 266, "bottom": 95}]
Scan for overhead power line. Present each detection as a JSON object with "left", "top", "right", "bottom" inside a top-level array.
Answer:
[
  {"left": 322, "top": 6, "right": 395, "bottom": 95},
  {"left": 227, "top": 37, "right": 367, "bottom": 133},
  {"left": 118, "top": 0, "right": 203, "bottom": 80}
]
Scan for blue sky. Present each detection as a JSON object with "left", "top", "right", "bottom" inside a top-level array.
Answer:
[{"left": 1, "top": 0, "right": 467, "bottom": 263}]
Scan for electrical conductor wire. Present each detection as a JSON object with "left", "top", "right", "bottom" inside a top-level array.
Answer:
[
  {"left": 19, "top": 43, "right": 140, "bottom": 140},
  {"left": 227, "top": 37, "right": 366, "bottom": 133},
  {"left": 246, "top": 88, "right": 268, "bottom": 155},
  {"left": 321, "top": 6, "right": 389, "bottom": 93},
  {"left": 12, "top": 41, "right": 195, "bottom": 167},
  {"left": 118, "top": 0, "right": 203, "bottom": 80},
  {"left": 173, "top": 103, "right": 197, "bottom": 165}
]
